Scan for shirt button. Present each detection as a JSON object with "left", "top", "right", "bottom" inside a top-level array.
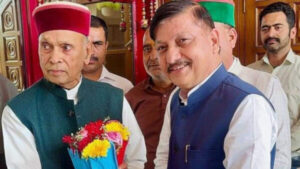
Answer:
[{"left": 163, "top": 94, "right": 167, "bottom": 98}]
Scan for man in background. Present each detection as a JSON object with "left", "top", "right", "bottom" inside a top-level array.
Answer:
[
  {"left": 249, "top": 2, "right": 300, "bottom": 156},
  {"left": 82, "top": 15, "right": 133, "bottom": 93},
  {"left": 0, "top": 75, "right": 18, "bottom": 169},
  {"left": 197, "top": 0, "right": 291, "bottom": 168},
  {"left": 126, "top": 28, "right": 175, "bottom": 169}
]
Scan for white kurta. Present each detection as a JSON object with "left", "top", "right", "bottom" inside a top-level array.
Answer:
[
  {"left": 248, "top": 50, "right": 300, "bottom": 154},
  {"left": 2, "top": 80, "right": 146, "bottom": 169},
  {"left": 154, "top": 66, "right": 277, "bottom": 169},
  {"left": 229, "top": 57, "right": 291, "bottom": 169},
  {"left": 99, "top": 66, "right": 134, "bottom": 93}
]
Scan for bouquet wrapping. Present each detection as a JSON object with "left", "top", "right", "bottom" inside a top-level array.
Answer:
[{"left": 63, "top": 118, "right": 130, "bottom": 169}]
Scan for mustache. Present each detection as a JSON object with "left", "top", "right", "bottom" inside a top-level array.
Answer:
[
  {"left": 147, "top": 59, "right": 160, "bottom": 68},
  {"left": 89, "top": 55, "right": 99, "bottom": 61},
  {"left": 167, "top": 59, "right": 190, "bottom": 73},
  {"left": 264, "top": 37, "right": 280, "bottom": 44}
]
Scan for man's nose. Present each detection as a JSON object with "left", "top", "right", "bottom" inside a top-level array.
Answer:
[
  {"left": 166, "top": 46, "right": 181, "bottom": 64},
  {"left": 149, "top": 49, "right": 158, "bottom": 60},
  {"left": 49, "top": 48, "right": 62, "bottom": 63},
  {"left": 267, "top": 27, "right": 277, "bottom": 37}
]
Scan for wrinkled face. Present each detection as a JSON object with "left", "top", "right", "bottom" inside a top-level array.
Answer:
[
  {"left": 143, "top": 29, "right": 167, "bottom": 80},
  {"left": 260, "top": 12, "right": 295, "bottom": 53},
  {"left": 39, "top": 30, "right": 90, "bottom": 89},
  {"left": 154, "top": 9, "right": 220, "bottom": 90},
  {"left": 82, "top": 27, "right": 108, "bottom": 74}
]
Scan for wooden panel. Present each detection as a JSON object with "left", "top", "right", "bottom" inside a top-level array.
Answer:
[
  {"left": 294, "top": 2, "right": 300, "bottom": 45},
  {"left": 0, "top": 0, "right": 24, "bottom": 90},
  {"left": 292, "top": 1, "right": 300, "bottom": 54},
  {"left": 6, "top": 66, "right": 23, "bottom": 90}
]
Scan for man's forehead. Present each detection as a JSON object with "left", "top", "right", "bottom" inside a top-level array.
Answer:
[
  {"left": 143, "top": 32, "right": 154, "bottom": 44},
  {"left": 89, "top": 27, "right": 105, "bottom": 39},
  {"left": 261, "top": 11, "right": 288, "bottom": 24},
  {"left": 155, "top": 23, "right": 203, "bottom": 44},
  {"left": 39, "top": 30, "right": 84, "bottom": 42},
  {"left": 89, "top": 27, "right": 105, "bottom": 36}
]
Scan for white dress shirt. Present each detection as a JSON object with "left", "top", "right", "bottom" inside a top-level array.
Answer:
[
  {"left": 154, "top": 66, "right": 277, "bottom": 169},
  {"left": 229, "top": 57, "right": 291, "bottom": 169},
  {"left": 248, "top": 50, "right": 300, "bottom": 154},
  {"left": 2, "top": 79, "right": 146, "bottom": 169},
  {"left": 99, "top": 66, "right": 133, "bottom": 93}
]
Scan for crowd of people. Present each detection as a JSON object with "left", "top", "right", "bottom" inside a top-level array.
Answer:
[{"left": 0, "top": 0, "right": 299, "bottom": 169}]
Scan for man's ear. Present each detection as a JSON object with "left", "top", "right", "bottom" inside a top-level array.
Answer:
[
  {"left": 105, "top": 41, "right": 109, "bottom": 51},
  {"left": 228, "top": 27, "right": 238, "bottom": 49},
  {"left": 290, "top": 26, "right": 297, "bottom": 39},
  {"left": 84, "top": 40, "right": 92, "bottom": 65},
  {"left": 211, "top": 28, "right": 220, "bottom": 55}
]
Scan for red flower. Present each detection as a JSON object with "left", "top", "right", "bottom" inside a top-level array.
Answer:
[
  {"left": 77, "top": 137, "right": 92, "bottom": 152},
  {"left": 84, "top": 121, "right": 104, "bottom": 138},
  {"left": 62, "top": 135, "right": 73, "bottom": 144}
]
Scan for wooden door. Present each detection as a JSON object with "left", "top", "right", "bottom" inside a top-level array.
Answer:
[
  {"left": 240, "top": 0, "right": 300, "bottom": 65},
  {"left": 0, "top": 0, "right": 24, "bottom": 90},
  {"left": 104, "top": 3, "right": 134, "bottom": 82}
]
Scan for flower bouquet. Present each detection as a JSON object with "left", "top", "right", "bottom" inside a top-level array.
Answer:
[{"left": 62, "top": 118, "right": 130, "bottom": 169}]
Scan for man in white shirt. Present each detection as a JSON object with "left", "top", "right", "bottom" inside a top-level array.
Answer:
[
  {"left": 82, "top": 15, "right": 133, "bottom": 93},
  {"left": 150, "top": 1, "right": 277, "bottom": 169},
  {"left": 1, "top": 2, "right": 146, "bottom": 169},
  {"left": 248, "top": 2, "right": 300, "bottom": 158},
  {"left": 197, "top": 0, "right": 291, "bottom": 168}
]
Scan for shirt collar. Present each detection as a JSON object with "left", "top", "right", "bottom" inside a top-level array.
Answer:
[
  {"left": 143, "top": 77, "right": 153, "bottom": 90},
  {"left": 263, "top": 49, "right": 295, "bottom": 65},
  {"left": 98, "top": 66, "right": 116, "bottom": 82},
  {"left": 285, "top": 49, "right": 296, "bottom": 64},
  {"left": 64, "top": 77, "right": 82, "bottom": 104},
  {"left": 143, "top": 77, "right": 175, "bottom": 94},
  {"left": 227, "top": 56, "right": 242, "bottom": 75},
  {"left": 179, "top": 64, "right": 222, "bottom": 105}
]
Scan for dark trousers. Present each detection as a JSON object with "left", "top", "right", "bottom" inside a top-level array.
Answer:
[{"left": 0, "top": 153, "right": 7, "bottom": 169}]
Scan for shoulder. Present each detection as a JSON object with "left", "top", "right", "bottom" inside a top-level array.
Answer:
[
  {"left": 9, "top": 80, "right": 43, "bottom": 103},
  {"left": 105, "top": 72, "right": 133, "bottom": 92},
  {"left": 241, "top": 65, "right": 271, "bottom": 78},
  {"left": 82, "top": 78, "right": 123, "bottom": 95},
  {"left": 240, "top": 66, "right": 274, "bottom": 84},
  {"left": 0, "top": 76, "right": 18, "bottom": 97},
  {"left": 110, "top": 73, "right": 133, "bottom": 86},
  {"left": 223, "top": 73, "right": 263, "bottom": 96},
  {"left": 293, "top": 54, "right": 300, "bottom": 71},
  {"left": 126, "top": 79, "right": 147, "bottom": 99},
  {"left": 7, "top": 79, "right": 46, "bottom": 114},
  {"left": 0, "top": 76, "right": 17, "bottom": 90},
  {"left": 247, "top": 59, "right": 265, "bottom": 69},
  {"left": 241, "top": 66, "right": 282, "bottom": 96}
]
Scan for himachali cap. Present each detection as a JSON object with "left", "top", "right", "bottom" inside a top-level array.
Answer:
[
  {"left": 196, "top": 0, "right": 235, "bottom": 27},
  {"left": 33, "top": 1, "right": 91, "bottom": 36}
]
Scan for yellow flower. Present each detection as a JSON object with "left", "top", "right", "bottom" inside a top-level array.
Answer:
[
  {"left": 105, "top": 122, "right": 130, "bottom": 141},
  {"left": 81, "top": 139, "right": 111, "bottom": 159}
]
